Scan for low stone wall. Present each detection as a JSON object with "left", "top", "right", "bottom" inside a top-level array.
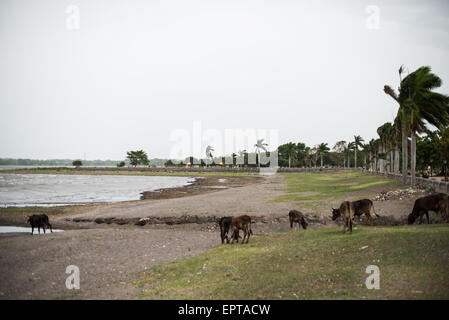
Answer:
[
  {"left": 362, "top": 170, "right": 449, "bottom": 194},
  {"left": 73, "top": 166, "right": 348, "bottom": 174}
]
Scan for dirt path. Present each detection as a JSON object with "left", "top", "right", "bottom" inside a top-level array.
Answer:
[{"left": 0, "top": 227, "right": 220, "bottom": 299}]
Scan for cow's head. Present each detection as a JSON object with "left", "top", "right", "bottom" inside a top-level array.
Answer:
[
  {"left": 301, "top": 218, "right": 308, "bottom": 230},
  {"left": 331, "top": 208, "right": 340, "bottom": 221},
  {"left": 407, "top": 212, "right": 416, "bottom": 225}
]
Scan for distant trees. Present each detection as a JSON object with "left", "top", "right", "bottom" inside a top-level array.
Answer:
[
  {"left": 126, "top": 150, "right": 150, "bottom": 167},
  {"left": 72, "top": 160, "right": 82, "bottom": 168},
  {"left": 278, "top": 143, "right": 307, "bottom": 167},
  {"left": 116, "top": 161, "right": 125, "bottom": 167},
  {"left": 318, "top": 143, "right": 330, "bottom": 167}
]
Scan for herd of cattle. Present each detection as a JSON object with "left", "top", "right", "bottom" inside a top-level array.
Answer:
[
  {"left": 217, "top": 192, "right": 449, "bottom": 243},
  {"left": 27, "top": 193, "right": 449, "bottom": 242}
]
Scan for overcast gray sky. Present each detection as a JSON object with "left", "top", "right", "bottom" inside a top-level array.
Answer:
[{"left": 1, "top": 0, "right": 449, "bottom": 160}]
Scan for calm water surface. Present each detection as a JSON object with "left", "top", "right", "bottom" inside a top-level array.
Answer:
[{"left": 0, "top": 173, "right": 194, "bottom": 207}]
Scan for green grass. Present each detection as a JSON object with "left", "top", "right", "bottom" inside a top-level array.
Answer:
[
  {"left": 131, "top": 224, "right": 449, "bottom": 299},
  {"left": 1, "top": 168, "right": 256, "bottom": 177},
  {"left": 274, "top": 171, "right": 403, "bottom": 203},
  {"left": 0, "top": 205, "right": 82, "bottom": 218}
]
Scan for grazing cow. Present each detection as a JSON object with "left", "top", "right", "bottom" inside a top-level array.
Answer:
[
  {"left": 218, "top": 216, "right": 233, "bottom": 244},
  {"left": 27, "top": 214, "right": 53, "bottom": 235},
  {"left": 288, "top": 210, "right": 308, "bottom": 230},
  {"left": 332, "top": 201, "right": 355, "bottom": 234},
  {"left": 332, "top": 199, "right": 379, "bottom": 225},
  {"left": 353, "top": 199, "right": 379, "bottom": 225},
  {"left": 230, "top": 215, "right": 252, "bottom": 244},
  {"left": 408, "top": 193, "right": 448, "bottom": 225}
]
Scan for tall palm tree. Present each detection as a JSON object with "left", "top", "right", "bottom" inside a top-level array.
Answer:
[
  {"left": 361, "top": 143, "right": 371, "bottom": 169},
  {"left": 318, "top": 143, "right": 330, "bottom": 167},
  {"left": 353, "top": 135, "right": 364, "bottom": 168},
  {"left": 205, "top": 145, "right": 214, "bottom": 167},
  {"left": 308, "top": 146, "right": 319, "bottom": 168},
  {"left": 254, "top": 139, "right": 268, "bottom": 168},
  {"left": 385, "top": 66, "right": 449, "bottom": 184},
  {"left": 237, "top": 149, "right": 246, "bottom": 167},
  {"left": 392, "top": 119, "right": 401, "bottom": 174},
  {"left": 333, "top": 140, "right": 346, "bottom": 167},
  {"left": 347, "top": 142, "right": 355, "bottom": 168},
  {"left": 283, "top": 142, "right": 296, "bottom": 168}
]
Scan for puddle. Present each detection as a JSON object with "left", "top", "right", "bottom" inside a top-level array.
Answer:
[
  {"left": 201, "top": 186, "right": 228, "bottom": 189},
  {"left": 0, "top": 226, "right": 64, "bottom": 234}
]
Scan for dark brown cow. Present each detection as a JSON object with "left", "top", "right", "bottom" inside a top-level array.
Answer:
[
  {"left": 332, "top": 199, "right": 379, "bottom": 225},
  {"left": 288, "top": 210, "right": 308, "bottom": 230},
  {"left": 27, "top": 214, "right": 53, "bottom": 235},
  {"left": 218, "top": 216, "right": 233, "bottom": 244},
  {"left": 230, "top": 215, "right": 252, "bottom": 244},
  {"left": 408, "top": 193, "right": 448, "bottom": 224},
  {"left": 332, "top": 201, "right": 355, "bottom": 234},
  {"left": 353, "top": 199, "right": 379, "bottom": 224}
]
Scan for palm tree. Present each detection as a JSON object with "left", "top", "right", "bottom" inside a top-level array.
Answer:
[
  {"left": 361, "top": 143, "right": 371, "bottom": 169},
  {"left": 308, "top": 146, "right": 319, "bottom": 168},
  {"left": 254, "top": 139, "right": 268, "bottom": 168},
  {"left": 205, "top": 145, "right": 214, "bottom": 167},
  {"left": 237, "top": 149, "right": 246, "bottom": 167},
  {"left": 333, "top": 140, "right": 346, "bottom": 167},
  {"left": 392, "top": 119, "right": 401, "bottom": 174},
  {"left": 347, "top": 142, "right": 355, "bottom": 168},
  {"left": 367, "top": 139, "right": 377, "bottom": 171},
  {"left": 385, "top": 66, "right": 449, "bottom": 184},
  {"left": 353, "top": 135, "right": 364, "bottom": 168},
  {"left": 283, "top": 142, "right": 296, "bottom": 168},
  {"left": 318, "top": 143, "right": 330, "bottom": 167}
]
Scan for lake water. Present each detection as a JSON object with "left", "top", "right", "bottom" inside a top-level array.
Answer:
[
  {"left": 0, "top": 226, "right": 64, "bottom": 234},
  {"left": 0, "top": 173, "right": 195, "bottom": 207}
]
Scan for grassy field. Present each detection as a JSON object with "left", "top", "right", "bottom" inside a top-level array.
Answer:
[
  {"left": 274, "top": 171, "right": 404, "bottom": 203},
  {"left": 131, "top": 224, "right": 449, "bottom": 299},
  {"left": 1, "top": 168, "right": 257, "bottom": 177}
]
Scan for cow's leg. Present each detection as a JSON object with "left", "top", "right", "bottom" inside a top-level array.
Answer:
[
  {"left": 349, "top": 219, "right": 353, "bottom": 234},
  {"left": 43, "top": 226, "right": 46, "bottom": 234},
  {"left": 426, "top": 211, "right": 430, "bottom": 224},
  {"left": 242, "top": 228, "right": 247, "bottom": 244},
  {"left": 290, "top": 218, "right": 293, "bottom": 230},
  {"left": 49, "top": 223, "right": 53, "bottom": 233},
  {"left": 246, "top": 226, "right": 250, "bottom": 243},
  {"left": 342, "top": 218, "right": 346, "bottom": 233},
  {"left": 31, "top": 226, "right": 34, "bottom": 235},
  {"left": 220, "top": 230, "right": 225, "bottom": 244},
  {"left": 38, "top": 226, "right": 40, "bottom": 234},
  {"left": 368, "top": 213, "right": 373, "bottom": 226}
]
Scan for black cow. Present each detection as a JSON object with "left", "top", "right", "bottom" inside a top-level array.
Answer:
[
  {"left": 27, "top": 214, "right": 53, "bottom": 235},
  {"left": 218, "top": 216, "right": 233, "bottom": 244}
]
